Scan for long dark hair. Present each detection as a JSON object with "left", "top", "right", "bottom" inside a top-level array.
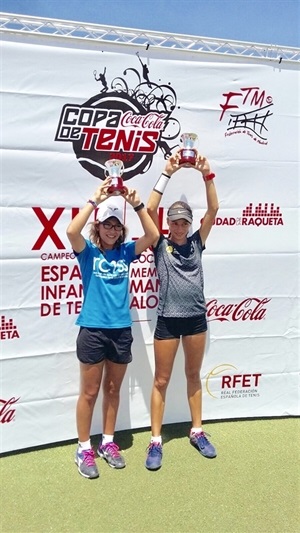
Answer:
[{"left": 88, "top": 220, "right": 128, "bottom": 253}]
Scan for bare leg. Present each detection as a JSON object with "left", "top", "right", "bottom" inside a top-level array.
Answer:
[
  {"left": 182, "top": 332, "right": 206, "bottom": 428},
  {"left": 76, "top": 361, "right": 104, "bottom": 442},
  {"left": 102, "top": 361, "right": 128, "bottom": 435},
  {"left": 150, "top": 338, "right": 180, "bottom": 436}
]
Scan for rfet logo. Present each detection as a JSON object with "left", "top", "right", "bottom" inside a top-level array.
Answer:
[
  {"left": 55, "top": 53, "right": 181, "bottom": 180},
  {"left": 205, "top": 364, "right": 262, "bottom": 399},
  {"left": 207, "top": 297, "right": 271, "bottom": 322},
  {"left": 0, "top": 397, "right": 20, "bottom": 423},
  {"left": 219, "top": 86, "right": 274, "bottom": 145},
  {"left": 213, "top": 202, "right": 284, "bottom": 227}
]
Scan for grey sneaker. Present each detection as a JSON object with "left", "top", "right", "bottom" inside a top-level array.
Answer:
[
  {"left": 75, "top": 447, "right": 99, "bottom": 479},
  {"left": 145, "top": 442, "right": 163, "bottom": 470},
  {"left": 97, "top": 442, "right": 126, "bottom": 469}
]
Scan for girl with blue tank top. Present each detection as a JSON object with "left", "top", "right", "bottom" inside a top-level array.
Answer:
[{"left": 66, "top": 177, "right": 159, "bottom": 479}]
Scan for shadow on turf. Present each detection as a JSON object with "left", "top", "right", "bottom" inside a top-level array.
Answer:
[
  {"left": 92, "top": 421, "right": 193, "bottom": 450},
  {"left": 1, "top": 416, "right": 297, "bottom": 457},
  {"left": 93, "top": 421, "right": 204, "bottom": 450},
  {"left": 0, "top": 422, "right": 193, "bottom": 458}
]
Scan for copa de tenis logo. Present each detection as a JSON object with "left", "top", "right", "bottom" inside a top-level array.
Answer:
[{"left": 55, "top": 53, "right": 181, "bottom": 181}]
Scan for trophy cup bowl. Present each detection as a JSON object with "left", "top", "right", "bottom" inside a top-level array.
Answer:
[
  {"left": 179, "top": 133, "right": 198, "bottom": 167},
  {"left": 105, "top": 159, "right": 128, "bottom": 196}
]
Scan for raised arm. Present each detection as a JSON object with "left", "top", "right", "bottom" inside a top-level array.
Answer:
[
  {"left": 122, "top": 188, "right": 159, "bottom": 255},
  {"left": 194, "top": 154, "right": 219, "bottom": 245},
  {"left": 66, "top": 178, "right": 112, "bottom": 253},
  {"left": 147, "top": 150, "right": 181, "bottom": 231}
]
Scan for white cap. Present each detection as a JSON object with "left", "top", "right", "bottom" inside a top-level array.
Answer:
[{"left": 97, "top": 202, "right": 124, "bottom": 224}]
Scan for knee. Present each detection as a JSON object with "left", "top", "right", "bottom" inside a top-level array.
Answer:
[
  {"left": 154, "top": 374, "right": 170, "bottom": 392},
  {"left": 81, "top": 385, "right": 100, "bottom": 403},
  {"left": 185, "top": 370, "right": 201, "bottom": 386},
  {"left": 103, "top": 381, "right": 120, "bottom": 398}
]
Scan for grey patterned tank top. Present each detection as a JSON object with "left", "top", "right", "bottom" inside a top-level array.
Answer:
[{"left": 153, "top": 231, "right": 206, "bottom": 318}]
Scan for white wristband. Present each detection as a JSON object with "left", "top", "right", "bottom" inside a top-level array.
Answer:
[{"left": 153, "top": 173, "right": 171, "bottom": 194}]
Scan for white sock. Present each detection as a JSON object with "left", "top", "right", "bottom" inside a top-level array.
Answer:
[
  {"left": 102, "top": 434, "right": 114, "bottom": 445},
  {"left": 78, "top": 439, "right": 91, "bottom": 450},
  {"left": 151, "top": 436, "right": 162, "bottom": 444},
  {"left": 191, "top": 427, "right": 203, "bottom": 435}
]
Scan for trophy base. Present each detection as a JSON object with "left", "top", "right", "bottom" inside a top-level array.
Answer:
[
  {"left": 107, "top": 178, "right": 128, "bottom": 196},
  {"left": 107, "top": 187, "right": 128, "bottom": 196},
  {"left": 179, "top": 149, "right": 196, "bottom": 167}
]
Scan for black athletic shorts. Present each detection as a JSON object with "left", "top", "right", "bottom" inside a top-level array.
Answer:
[
  {"left": 76, "top": 326, "right": 133, "bottom": 365},
  {"left": 154, "top": 315, "right": 207, "bottom": 340}
]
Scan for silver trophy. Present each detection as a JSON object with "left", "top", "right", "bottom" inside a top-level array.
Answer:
[
  {"left": 179, "top": 133, "right": 198, "bottom": 167},
  {"left": 104, "top": 159, "right": 128, "bottom": 196}
]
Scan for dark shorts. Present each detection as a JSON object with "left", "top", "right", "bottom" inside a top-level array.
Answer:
[
  {"left": 154, "top": 315, "right": 207, "bottom": 340},
  {"left": 76, "top": 327, "right": 133, "bottom": 365}
]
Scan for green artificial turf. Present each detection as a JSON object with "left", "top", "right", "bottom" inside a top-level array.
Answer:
[{"left": 1, "top": 418, "right": 299, "bottom": 533}]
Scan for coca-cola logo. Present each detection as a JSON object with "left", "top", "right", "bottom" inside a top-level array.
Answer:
[
  {"left": 207, "top": 297, "right": 271, "bottom": 322},
  {"left": 0, "top": 397, "right": 20, "bottom": 423}
]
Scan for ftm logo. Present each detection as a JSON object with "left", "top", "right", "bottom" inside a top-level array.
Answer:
[
  {"left": 55, "top": 53, "right": 181, "bottom": 181},
  {"left": 219, "top": 86, "right": 274, "bottom": 145},
  {"left": 205, "top": 364, "right": 262, "bottom": 399}
]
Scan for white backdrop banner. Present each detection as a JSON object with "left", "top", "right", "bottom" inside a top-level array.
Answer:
[{"left": 1, "top": 33, "right": 299, "bottom": 452}]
